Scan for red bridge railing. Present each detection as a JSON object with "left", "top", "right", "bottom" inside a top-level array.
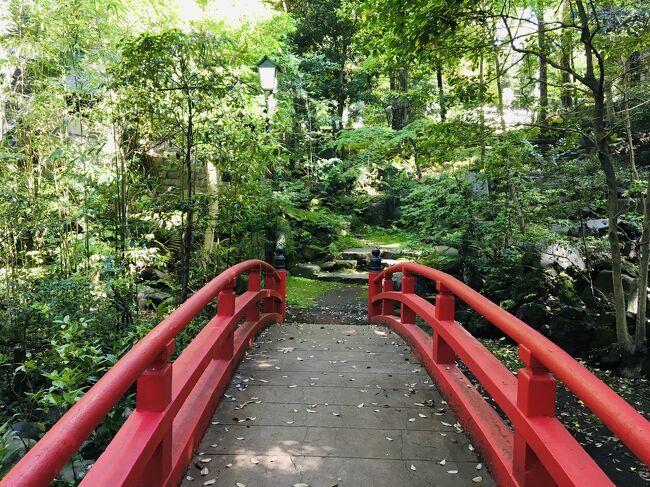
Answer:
[
  {"left": 1, "top": 257, "right": 286, "bottom": 487},
  {"left": 367, "top": 250, "right": 649, "bottom": 487}
]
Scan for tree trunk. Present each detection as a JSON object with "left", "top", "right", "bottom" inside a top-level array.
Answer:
[
  {"left": 574, "top": 0, "right": 635, "bottom": 355},
  {"left": 494, "top": 52, "right": 506, "bottom": 131},
  {"left": 180, "top": 100, "right": 194, "bottom": 303},
  {"left": 636, "top": 173, "right": 650, "bottom": 349},
  {"left": 622, "top": 57, "right": 637, "bottom": 178},
  {"left": 335, "top": 42, "right": 349, "bottom": 133},
  {"left": 560, "top": 3, "right": 573, "bottom": 109},
  {"left": 202, "top": 160, "right": 220, "bottom": 259},
  {"left": 436, "top": 63, "right": 446, "bottom": 122},
  {"left": 479, "top": 52, "right": 486, "bottom": 168},
  {"left": 390, "top": 64, "right": 410, "bottom": 130},
  {"left": 536, "top": 0, "right": 548, "bottom": 135},
  {"left": 594, "top": 88, "right": 634, "bottom": 354}
]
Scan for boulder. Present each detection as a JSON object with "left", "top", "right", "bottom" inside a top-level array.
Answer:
[
  {"left": 301, "top": 244, "right": 325, "bottom": 262},
  {"left": 549, "top": 224, "right": 570, "bottom": 235},
  {"left": 548, "top": 306, "right": 592, "bottom": 354},
  {"left": 515, "top": 302, "right": 549, "bottom": 329},
  {"left": 0, "top": 433, "right": 36, "bottom": 473},
  {"left": 140, "top": 267, "right": 171, "bottom": 283},
  {"left": 381, "top": 258, "right": 399, "bottom": 269},
  {"left": 291, "top": 263, "right": 321, "bottom": 279},
  {"left": 137, "top": 286, "right": 173, "bottom": 309},
  {"left": 594, "top": 269, "right": 635, "bottom": 296},
  {"left": 341, "top": 248, "right": 373, "bottom": 264},
  {"left": 567, "top": 218, "right": 641, "bottom": 239},
  {"left": 320, "top": 259, "right": 357, "bottom": 271},
  {"left": 10, "top": 421, "right": 40, "bottom": 440},
  {"left": 432, "top": 246, "right": 459, "bottom": 258},
  {"left": 382, "top": 249, "right": 401, "bottom": 259},
  {"left": 540, "top": 244, "right": 585, "bottom": 271},
  {"left": 585, "top": 218, "right": 609, "bottom": 236},
  {"left": 391, "top": 273, "right": 433, "bottom": 297},
  {"left": 624, "top": 279, "right": 650, "bottom": 315}
]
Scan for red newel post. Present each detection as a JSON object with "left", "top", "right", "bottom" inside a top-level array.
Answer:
[
  {"left": 263, "top": 268, "right": 276, "bottom": 315},
  {"left": 246, "top": 265, "right": 261, "bottom": 322},
  {"left": 513, "top": 344, "right": 556, "bottom": 486},
  {"left": 401, "top": 270, "right": 416, "bottom": 325},
  {"left": 368, "top": 247, "right": 382, "bottom": 320},
  {"left": 433, "top": 281, "right": 456, "bottom": 364},
  {"left": 274, "top": 247, "right": 287, "bottom": 322},
  {"left": 136, "top": 340, "right": 175, "bottom": 486},
  {"left": 216, "top": 278, "right": 235, "bottom": 360}
]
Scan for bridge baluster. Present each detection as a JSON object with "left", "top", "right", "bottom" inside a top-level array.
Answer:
[
  {"left": 247, "top": 266, "right": 261, "bottom": 322},
  {"left": 433, "top": 282, "right": 456, "bottom": 363},
  {"left": 401, "top": 270, "right": 416, "bottom": 325},
  {"left": 368, "top": 247, "right": 382, "bottom": 320},
  {"left": 136, "top": 340, "right": 175, "bottom": 486},
  {"left": 216, "top": 278, "right": 235, "bottom": 360},
  {"left": 382, "top": 276, "right": 394, "bottom": 316},
  {"left": 513, "top": 345, "right": 556, "bottom": 486}
]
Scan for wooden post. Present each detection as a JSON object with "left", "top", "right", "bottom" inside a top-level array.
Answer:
[
  {"left": 433, "top": 281, "right": 456, "bottom": 363},
  {"left": 247, "top": 265, "right": 261, "bottom": 322},
  {"left": 368, "top": 247, "right": 382, "bottom": 320},
  {"left": 382, "top": 276, "right": 394, "bottom": 316},
  {"left": 216, "top": 278, "right": 235, "bottom": 360},
  {"left": 513, "top": 344, "right": 556, "bottom": 486},
  {"left": 136, "top": 340, "right": 175, "bottom": 486},
  {"left": 401, "top": 269, "right": 416, "bottom": 325}
]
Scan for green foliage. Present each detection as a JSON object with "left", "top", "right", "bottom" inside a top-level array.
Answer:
[{"left": 400, "top": 173, "right": 475, "bottom": 247}]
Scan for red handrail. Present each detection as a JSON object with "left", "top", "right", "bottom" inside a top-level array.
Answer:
[
  {"left": 1, "top": 259, "right": 286, "bottom": 487},
  {"left": 369, "top": 261, "right": 649, "bottom": 487}
]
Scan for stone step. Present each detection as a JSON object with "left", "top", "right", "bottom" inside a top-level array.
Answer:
[{"left": 316, "top": 271, "right": 369, "bottom": 284}]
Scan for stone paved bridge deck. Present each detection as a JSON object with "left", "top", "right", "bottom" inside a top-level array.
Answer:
[{"left": 182, "top": 323, "right": 493, "bottom": 486}]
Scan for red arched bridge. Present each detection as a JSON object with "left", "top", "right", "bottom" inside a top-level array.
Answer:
[{"left": 1, "top": 250, "right": 649, "bottom": 486}]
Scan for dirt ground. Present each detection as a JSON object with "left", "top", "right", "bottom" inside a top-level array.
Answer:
[{"left": 286, "top": 283, "right": 368, "bottom": 325}]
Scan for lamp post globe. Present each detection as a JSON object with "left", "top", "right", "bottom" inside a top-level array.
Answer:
[{"left": 256, "top": 56, "right": 278, "bottom": 93}]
